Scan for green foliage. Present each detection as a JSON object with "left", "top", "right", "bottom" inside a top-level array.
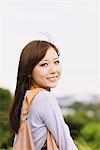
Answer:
[
  {"left": 80, "top": 122, "right": 100, "bottom": 149},
  {"left": 68, "top": 101, "right": 86, "bottom": 113},
  {"left": 0, "top": 87, "right": 100, "bottom": 149},
  {"left": 81, "top": 122, "right": 100, "bottom": 141},
  {"left": 64, "top": 101, "right": 100, "bottom": 150},
  {"left": 64, "top": 112, "right": 92, "bottom": 138},
  {"left": 69, "top": 101, "right": 100, "bottom": 121},
  {"left": 75, "top": 138, "right": 96, "bottom": 150},
  {"left": 0, "top": 88, "right": 13, "bottom": 149},
  {"left": 0, "top": 88, "right": 12, "bottom": 111}
]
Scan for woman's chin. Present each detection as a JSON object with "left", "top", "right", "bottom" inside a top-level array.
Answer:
[{"left": 49, "top": 83, "right": 58, "bottom": 88}]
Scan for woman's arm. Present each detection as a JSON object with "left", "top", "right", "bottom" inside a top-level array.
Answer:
[{"left": 38, "top": 91, "right": 78, "bottom": 150}]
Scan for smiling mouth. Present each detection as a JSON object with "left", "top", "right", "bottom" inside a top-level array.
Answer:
[{"left": 47, "top": 76, "right": 58, "bottom": 82}]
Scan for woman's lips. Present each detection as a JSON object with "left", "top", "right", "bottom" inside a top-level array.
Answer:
[{"left": 47, "top": 76, "right": 58, "bottom": 82}]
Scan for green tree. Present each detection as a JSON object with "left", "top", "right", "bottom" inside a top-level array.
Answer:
[
  {"left": 64, "top": 112, "right": 92, "bottom": 138},
  {"left": 80, "top": 122, "right": 100, "bottom": 149},
  {"left": 0, "top": 88, "right": 13, "bottom": 149}
]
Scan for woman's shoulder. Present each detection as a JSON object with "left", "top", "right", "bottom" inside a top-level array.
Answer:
[
  {"left": 34, "top": 90, "right": 56, "bottom": 103},
  {"left": 26, "top": 89, "right": 58, "bottom": 106},
  {"left": 25, "top": 89, "right": 59, "bottom": 110},
  {"left": 36, "top": 90, "right": 54, "bottom": 98}
]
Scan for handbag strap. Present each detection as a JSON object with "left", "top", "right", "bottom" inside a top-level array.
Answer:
[
  {"left": 20, "top": 88, "right": 59, "bottom": 149},
  {"left": 22, "top": 88, "right": 45, "bottom": 116}
]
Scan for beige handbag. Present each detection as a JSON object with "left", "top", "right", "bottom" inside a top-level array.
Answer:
[{"left": 13, "top": 88, "right": 59, "bottom": 150}]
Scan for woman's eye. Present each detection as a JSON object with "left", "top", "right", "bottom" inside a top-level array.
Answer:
[
  {"left": 40, "top": 63, "right": 48, "bottom": 67},
  {"left": 55, "top": 60, "right": 60, "bottom": 64}
]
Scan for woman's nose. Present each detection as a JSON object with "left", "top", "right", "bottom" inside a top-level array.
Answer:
[{"left": 49, "top": 64, "right": 57, "bottom": 73}]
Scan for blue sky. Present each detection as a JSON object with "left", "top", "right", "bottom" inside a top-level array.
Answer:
[{"left": 0, "top": 0, "right": 100, "bottom": 98}]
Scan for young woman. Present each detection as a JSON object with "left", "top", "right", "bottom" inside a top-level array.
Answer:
[{"left": 10, "top": 40, "right": 78, "bottom": 150}]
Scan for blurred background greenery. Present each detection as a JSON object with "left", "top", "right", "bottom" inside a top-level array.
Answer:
[{"left": 0, "top": 87, "right": 100, "bottom": 150}]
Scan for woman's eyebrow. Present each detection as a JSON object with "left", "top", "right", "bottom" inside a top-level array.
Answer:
[
  {"left": 53, "top": 57, "right": 59, "bottom": 60},
  {"left": 42, "top": 57, "right": 59, "bottom": 62}
]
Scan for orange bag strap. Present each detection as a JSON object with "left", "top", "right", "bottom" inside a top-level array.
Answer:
[
  {"left": 22, "top": 88, "right": 45, "bottom": 116},
  {"left": 20, "top": 88, "right": 59, "bottom": 150}
]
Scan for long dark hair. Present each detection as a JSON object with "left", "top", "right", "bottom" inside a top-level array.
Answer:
[{"left": 9, "top": 40, "right": 59, "bottom": 134}]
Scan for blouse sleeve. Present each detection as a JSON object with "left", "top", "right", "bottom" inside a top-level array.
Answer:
[{"left": 37, "top": 91, "right": 78, "bottom": 150}]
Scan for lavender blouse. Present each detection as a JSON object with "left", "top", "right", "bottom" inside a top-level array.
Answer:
[{"left": 14, "top": 90, "right": 78, "bottom": 150}]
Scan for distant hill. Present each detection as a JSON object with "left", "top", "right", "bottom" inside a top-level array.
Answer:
[{"left": 56, "top": 94, "right": 100, "bottom": 107}]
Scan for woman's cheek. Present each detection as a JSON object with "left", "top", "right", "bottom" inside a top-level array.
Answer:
[{"left": 38, "top": 68, "right": 49, "bottom": 77}]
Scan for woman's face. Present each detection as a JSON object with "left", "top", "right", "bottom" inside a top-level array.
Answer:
[{"left": 31, "top": 47, "right": 61, "bottom": 90}]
